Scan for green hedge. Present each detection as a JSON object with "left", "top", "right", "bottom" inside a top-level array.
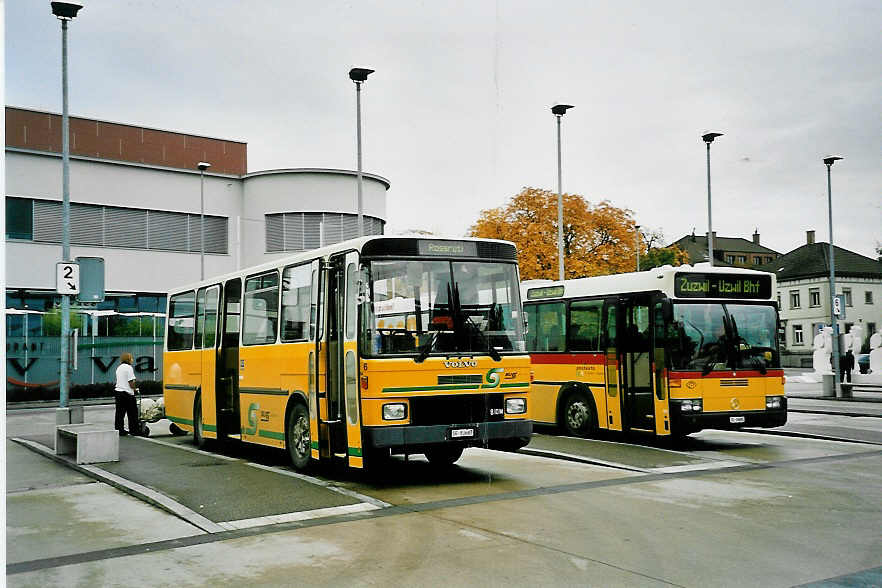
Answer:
[{"left": 6, "top": 380, "right": 163, "bottom": 403}]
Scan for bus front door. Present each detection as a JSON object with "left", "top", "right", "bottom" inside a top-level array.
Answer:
[
  {"left": 603, "top": 299, "right": 623, "bottom": 431},
  {"left": 621, "top": 297, "right": 654, "bottom": 432},
  {"left": 217, "top": 278, "right": 241, "bottom": 437},
  {"left": 322, "top": 252, "right": 362, "bottom": 466}
]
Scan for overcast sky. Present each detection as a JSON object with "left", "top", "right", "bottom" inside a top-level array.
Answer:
[{"left": 6, "top": 0, "right": 881, "bottom": 258}]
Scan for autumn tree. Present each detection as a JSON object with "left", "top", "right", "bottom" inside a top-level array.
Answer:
[
  {"left": 469, "top": 187, "right": 644, "bottom": 280},
  {"left": 639, "top": 229, "right": 690, "bottom": 271}
]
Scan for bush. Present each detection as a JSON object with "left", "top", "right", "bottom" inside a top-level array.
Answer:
[{"left": 6, "top": 380, "right": 164, "bottom": 403}]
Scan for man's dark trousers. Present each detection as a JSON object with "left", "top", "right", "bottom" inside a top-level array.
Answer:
[{"left": 114, "top": 390, "right": 139, "bottom": 434}]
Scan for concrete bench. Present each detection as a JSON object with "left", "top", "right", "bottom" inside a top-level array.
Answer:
[{"left": 55, "top": 423, "right": 119, "bottom": 464}]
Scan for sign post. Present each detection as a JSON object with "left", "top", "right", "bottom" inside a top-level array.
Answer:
[{"left": 56, "top": 262, "right": 80, "bottom": 295}]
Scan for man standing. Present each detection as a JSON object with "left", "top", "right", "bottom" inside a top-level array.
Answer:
[
  {"left": 841, "top": 350, "right": 855, "bottom": 384},
  {"left": 114, "top": 352, "right": 139, "bottom": 436}
]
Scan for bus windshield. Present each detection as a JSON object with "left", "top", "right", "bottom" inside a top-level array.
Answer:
[
  {"left": 669, "top": 302, "right": 779, "bottom": 372},
  {"left": 363, "top": 259, "right": 525, "bottom": 357}
]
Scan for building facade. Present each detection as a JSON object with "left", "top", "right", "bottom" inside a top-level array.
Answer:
[
  {"left": 5, "top": 107, "right": 389, "bottom": 394},
  {"left": 758, "top": 231, "right": 882, "bottom": 368},
  {"left": 671, "top": 231, "right": 780, "bottom": 268}
]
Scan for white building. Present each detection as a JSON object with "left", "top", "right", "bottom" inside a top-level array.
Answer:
[
  {"left": 5, "top": 107, "right": 389, "bottom": 393},
  {"left": 759, "top": 231, "right": 882, "bottom": 368}
]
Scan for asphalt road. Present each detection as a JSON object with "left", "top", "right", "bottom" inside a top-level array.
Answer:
[{"left": 6, "top": 406, "right": 882, "bottom": 587}]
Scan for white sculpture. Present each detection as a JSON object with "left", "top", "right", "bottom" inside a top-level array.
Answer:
[
  {"left": 869, "top": 331, "right": 882, "bottom": 375},
  {"left": 811, "top": 326, "right": 833, "bottom": 375},
  {"left": 847, "top": 324, "right": 863, "bottom": 356}
]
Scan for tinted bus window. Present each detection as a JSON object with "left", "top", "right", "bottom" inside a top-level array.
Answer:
[
  {"left": 168, "top": 291, "right": 195, "bottom": 351},
  {"left": 525, "top": 302, "right": 566, "bottom": 352},
  {"left": 242, "top": 272, "right": 279, "bottom": 345},
  {"left": 281, "top": 264, "right": 312, "bottom": 342},
  {"left": 569, "top": 299, "right": 603, "bottom": 351}
]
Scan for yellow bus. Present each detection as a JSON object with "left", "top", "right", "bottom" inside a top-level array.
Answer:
[
  {"left": 163, "top": 236, "right": 531, "bottom": 470},
  {"left": 521, "top": 264, "right": 786, "bottom": 438}
]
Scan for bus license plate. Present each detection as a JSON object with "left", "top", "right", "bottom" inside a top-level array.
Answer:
[
  {"left": 450, "top": 427, "right": 475, "bottom": 439},
  {"left": 729, "top": 416, "right": 746, "bottom": 424}
]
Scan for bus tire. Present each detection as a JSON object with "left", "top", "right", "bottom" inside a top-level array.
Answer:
[
  {"left": 193, "top": 394, "right": 207, "bottom": 449},
  {"left": 425, "top": 445, "right": 464, "bottom": 466},
  {"left": 286, "top": 403, "right": 311, "bottom": 471},
  {"left": 561, "top": 391, "right": 596, "bottom": 437}
]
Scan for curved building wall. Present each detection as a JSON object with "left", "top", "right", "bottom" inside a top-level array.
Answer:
[{"left": 240, "top": 169, "right": 388, "bottom": 267}]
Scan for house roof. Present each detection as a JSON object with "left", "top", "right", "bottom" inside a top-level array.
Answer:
[
  {"left": 671, "top": 234, "right": 779, "bottom": 264},
  {"left": 756, "top": 242, "right": 882, "bottom": 281}
]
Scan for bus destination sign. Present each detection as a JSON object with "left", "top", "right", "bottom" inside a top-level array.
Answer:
[
  {"left": 526, "top": 285, "right": 565, "bottom": 300},
  {"left": 417, "top": 240, "right": 478, "bottom": 257},
  {"left": 674, "top": 273, "right": 771, "bottom": 300}
]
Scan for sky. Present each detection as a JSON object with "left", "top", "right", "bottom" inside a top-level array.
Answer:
[{"left": 5, "top": 0, "right": 881, "bottom": 258}]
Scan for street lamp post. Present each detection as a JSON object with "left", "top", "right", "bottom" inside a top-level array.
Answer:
[
  {"left": 197, "top": 162, "right": 211, "bottom": 280},
  {"left": 349, "top": 67, "right": 374, "bottom": 237},
  {"left": 702, "top": 132, "right": 723, "bottom": 266},
  {"left": 52, "top": 1, "right": 83, "bottom": 410},
  {"left": 635, "top": 225, "right": 641, "bottom": 271},
  {"left": 551, "top": 104, "right": 574, "bottom": 281},
  {"left": 824, "top": 156, "right": 843, "bottom": 397}
]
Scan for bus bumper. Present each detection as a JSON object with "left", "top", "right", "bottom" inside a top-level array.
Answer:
[
  {"left": 670, "top": 403, "right": 787, "bottom": 432},
  {"left": 364, "top": 419, "right": 533, "bottom": 450}
]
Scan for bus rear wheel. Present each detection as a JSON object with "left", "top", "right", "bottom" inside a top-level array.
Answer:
[
  {"left": 425, "top": 445, "right": 464, "bottom": 466},
  {"left": 286, "top": 403, "right": 311, "bottom": 471},
  {"left": 562, "top": 392, "right": 595, "bottom": 437},
  {"left": 193, "top": 394, "right": 207, "bottom": 449}
]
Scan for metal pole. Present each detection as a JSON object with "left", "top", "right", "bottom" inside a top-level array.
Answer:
[
  {"left": 556, "top": 114, "right": 564, "bottom": 281},
  {"left": 356, "top": 80, "right": 364, "bottom": 237},
  {"left": 60, "top": 18, "right": 71, "bottom": 408},
  {"left": 635, "top": 225, "right": 640, "bottom": 271},
  {"left": 200, "top": 168, "right": 205, "bottom": 280},
  {"left": 826, "top": 161, "right": 841, "bottom": 397},
  {"left": 706, "top": 141, "right": 714, "bottom": 267}
]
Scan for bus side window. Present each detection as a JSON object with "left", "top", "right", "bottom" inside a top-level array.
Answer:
[
  {"left": 281, "top": 264, "right": 312, "bottom": 342},
  {"left": 242, "top": 272, "right": 279, "bottom": 345},
  {"left": 569, "top": 300, "right": 603, "bottom": 351},
  {"left": 531, "top": 302, "right": 565, "bottom": 352},
  {"left": 168, "top": 291, "right": 195, "bottom": 351}
]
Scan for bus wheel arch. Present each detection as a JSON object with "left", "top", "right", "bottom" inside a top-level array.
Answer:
[
  {"left": 193, "top": 390, "right": 207, "bottom": 449},
  {"left": 557, "top": 384, "right": 597, "bottom": 437},
  {"left": 285, "top": 394, "right": 311, "bottom": 471}
]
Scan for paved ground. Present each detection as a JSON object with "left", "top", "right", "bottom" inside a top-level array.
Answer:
[{"left": 5, "top": 383, "right": 881, "bottom": 587}]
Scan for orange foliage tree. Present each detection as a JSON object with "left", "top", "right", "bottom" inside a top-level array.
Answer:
[{"left": 469, "top": 187, "right": 645, "bottom": 280}]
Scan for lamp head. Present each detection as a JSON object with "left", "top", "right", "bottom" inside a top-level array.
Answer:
[
  {"left": 551, "top": 104, "right": 574, "bottom": 116},
  {"left": 702, "top": 132, "right": 723, "bottom": 143},
  {"left": 823, "top": 156, "right": 843, "bottom": 166},
  {"left": 349, "top": 68, "right": 374, "bottom": 82},
  {"left": 197, "top": 162, "right": 211, "bottom": 171},
  {"left": 51, "top": 1, "right": 83, "bottom": 19}
]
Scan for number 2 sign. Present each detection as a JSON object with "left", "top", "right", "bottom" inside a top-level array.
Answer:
[{"left": 56, "top": 262, "right": 80, "bottom": 295}]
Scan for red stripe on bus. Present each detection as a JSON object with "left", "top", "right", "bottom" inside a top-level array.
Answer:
[
  {"left": 669, "top": 369, "right": 784, "bottom": 379},
  {"left": 528, "top": 353, "right": 606, "bottom": 365}
]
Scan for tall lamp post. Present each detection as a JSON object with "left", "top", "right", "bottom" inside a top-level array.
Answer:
[
  {"left": 702, "top": 132, "right": 723, "bottom": 266},
  {"left": 349, "top": 67, "right": 374, "bottom": 237},
  {"left": 197, "top": 162, "right": 211, "bottom": 280},
  {"left": 635, "top": 225, "right": 641, "bottom": 271},
  {"left": 824, "top": 156, "right": 843, "bottom": 397},
  {"left": 52, "top": 1, "right": 84, "bottom": 410},
  {"left": 551, "top": 104, "right": 574, "bottom": 281}
]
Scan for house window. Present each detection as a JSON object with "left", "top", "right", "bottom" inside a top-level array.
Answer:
[
  {"left": 809, "top": 288, "right": 821, "bottom": 307},
  {"left": 753, "top": 256, "right": 762, "bottom": 265},
  {"left": 777, "top": 293, "right": 782, "bottom": 308},
  {"left": 725, "top": 255, "right": 734, "bottom": 264},
  {"left": 792, "top": 324, "right": 804, "bottom": 345},
  {"left": 790, "top": 290, "right": 800, "bottom": 309},
  {"left": 843, "top": 288, "right": 853, "bottom": 307},
  {"left": 865, "top": 291, "right": 873, "bottom": 305},
  {"left": 736, "top": 255, "right": 747, "bottom": 264},
  {"left": 765, "top": 257, "right": 773, "bottom": 263}
]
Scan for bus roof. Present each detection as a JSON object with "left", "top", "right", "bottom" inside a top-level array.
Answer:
[
  {"left": 168, "top": 235, "right": 517, "bottom": 296},
  {"left": 521, "top": 263, "right": 777, "bottom": 302}
]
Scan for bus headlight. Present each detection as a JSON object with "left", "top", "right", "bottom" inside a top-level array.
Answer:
[
  {"left": 382, "top": 403, "right": 407, "bottom": 421},
  {"left": 680, "top": 399, "right": 702, "bottom": 413},
  {"left": 766, "top": 396, "right": 784, "bottom": 409},
  {"left": 505, "top": 398, "right": 527, "bottom": 415}
]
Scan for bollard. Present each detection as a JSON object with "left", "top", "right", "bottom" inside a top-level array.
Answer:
[{"left": 821, "top": 374, "right": 835, "bottom": 398}]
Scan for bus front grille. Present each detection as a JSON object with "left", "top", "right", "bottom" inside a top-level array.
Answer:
[{"left": 410, "top": 394, "right": 504, "bottom": 426}]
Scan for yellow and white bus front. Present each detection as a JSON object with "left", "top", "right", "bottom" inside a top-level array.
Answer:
[{"left": 357, "top": 250, "right": 532, "bottom": 462}]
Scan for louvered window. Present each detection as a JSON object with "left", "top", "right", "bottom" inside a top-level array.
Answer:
[
  {"left": 18, "top": 197, "right": 227, "bottom": 254},
  {"left": 265, "top": 212, "right": 384, "bottom": 252}
]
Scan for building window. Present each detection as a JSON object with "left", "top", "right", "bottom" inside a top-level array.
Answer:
[
  {"left": 265, "top": 212, "right": 384, "bottom": 253},
  {"left": 17, "top": 197, "right": 228, "bottom": 254},
  {"left": 736, "top": 255, "right": 747, "bottom": 264},
  {"left": 777, "top": 293, "right": 782, "bottom": 308},
  {"left": 865, "top": 291, "right": 874, "bottom": 305},
  {"left": 753, "top": 256, "right": 762, "bottom": 265},
  {"left": 842, "top": 288, "right": 853, "bottom": 307},
  {"left": 809, "top": 288, "right": 821, "bottom": 307},
  {"left": 725, "top": 255, "right": 734, "bottom": 264},
  {"left": 792, "top": 324, "right": 804, "bottom": 345},
  {"left": 790, "top": 290, "right": 800, "bottom": 309}
]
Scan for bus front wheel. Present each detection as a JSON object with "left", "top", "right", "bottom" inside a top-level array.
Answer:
[
  {"left": 286, "top": 403, "right": 311, "bottom": 471},
  {"left": 562, "top": 392, "right": 595, "bottom": 437},
  {"left": 425, "top": 445, "right": 464, "bottom": 466}
]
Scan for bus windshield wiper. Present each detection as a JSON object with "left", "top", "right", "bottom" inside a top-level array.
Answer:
[
  {"left": 415, "top": 331, "right": 438, "bottom": 364},
  {"left": 464, "top": 313, "right": 501, "bottom": 361}
]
